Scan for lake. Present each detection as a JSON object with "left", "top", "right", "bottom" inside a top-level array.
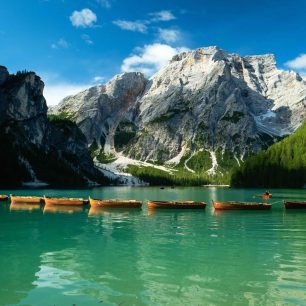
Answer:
[{"left": 1, "top": 187, "right": 306, "bottom": 305}]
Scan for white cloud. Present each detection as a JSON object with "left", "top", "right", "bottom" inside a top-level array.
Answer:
[
  {"left": 121, "top": 43, "right": 189, "bottom": 76},
  {"left": 285, "top": 54, "right": 306, "bottom": 71},
  {"left": 51, "top": 38, "right": 69, "bottom": 49},
  {"left": 96, "top": 0, "right": 111, "bottom": 8},
  {"left": 158, "top": 28, "right": 180, "bottom": 43},
  {"left": 150, "top": 10, "right": 176, "bottom": 22},
  {"left": 70, "top": 9, "right": 97, "bottom": 28},
  {"left": 44, "top": 83, "right": 91, "bottom": 106},
  {"left": 81, "top": 34, "right": 93, "bottom": 45},
  {"left": 113, "top": 10, "right": 176, "bottom": 34},
  {"left": 113, "top": 20, "right": 148, "bottom": 33},
  {"left": 92, "top": 76, "right": 105, "bottom": 82}
]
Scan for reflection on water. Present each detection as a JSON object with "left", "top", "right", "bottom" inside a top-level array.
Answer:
[
  {"left": 88, "top": 206, "right": 142, "bottom": 217},
  {"left": 43, "top": 205, "right": 84, "bottom": 214},
  {"left": 0, "top": 187, "right": 305, "bottom": 305},
  {"left": 10, "top": 203, "right": 42, "bottom": 211}
]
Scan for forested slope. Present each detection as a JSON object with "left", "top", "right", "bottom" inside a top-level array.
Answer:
[{"left": 231, "top": 123, "right": 306, "bottom": 188}]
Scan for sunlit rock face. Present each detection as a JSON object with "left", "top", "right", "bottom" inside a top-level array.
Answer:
[
  {"left": 50, "top": 72, "right": 147, "bottom": 153},
  {"left": 52, "top": 46, "right": 306, "bottom": 165}
]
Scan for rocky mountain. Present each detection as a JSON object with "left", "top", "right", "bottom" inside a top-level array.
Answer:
[
  {"left": 51, "top": 72, "right": 147, "bottom": 154},
  {"left": 50, "top": 46, "right": 306, "bottom": 183},
  {"left": 0, "top": 66, "right": 108, "bottom": 187}
]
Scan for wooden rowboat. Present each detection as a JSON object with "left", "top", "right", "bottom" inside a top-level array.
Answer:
[
  {"left": 44, "top": 196, "right": 88, "bottom": 206},
  {"left": 147, "top": 200, "right": 206, "bottom": 209},
  {"left": 89, "top": 197, "right": 142, "bottom": 208},
  {"left": 212, "top": 200, "right": 271, "bottom": 210},
  {"left": 0, "top": 195, "right": 9, "bottom": 201},
  {"left": 284, "top": 200, "right": 306, "bottom": 209},
  {"left": 10, "top": 195, "right": 43, "bottom": 204}
]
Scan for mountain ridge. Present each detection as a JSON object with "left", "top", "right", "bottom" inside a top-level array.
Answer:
[
  {"left": 50, "top": 46, "right": 306, "bottom": 184},
  {"left": 1, "top": 52, "right": 304, "bottom": 186}
]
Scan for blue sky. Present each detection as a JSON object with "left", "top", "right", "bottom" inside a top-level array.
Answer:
[{"left": 1, "top": 0, "right": 306, "bottom": 105}]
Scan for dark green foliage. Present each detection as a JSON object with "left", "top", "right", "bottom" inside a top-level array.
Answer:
[
  {"left": 114, "top": 122, "right": 136, "bottom": 151},
  {"left": 96, "top": 150, "right": 117, "bottom": 164},
  {"left": 0, "top": 131, "right": 31, "bottom": 186},
  {"left": 49, "top": 118, "right": 86, "bottom": 141},
  {"left": 16, "top": 70, "right": 34, "bottom": 75},
  {"left": 88, "top": 139, "right": 99, "bottom": 158},
  {"left": 149, "top": 109, "right": 187, "bottom": 124},
  {"left": 47, "top": 112, "right": 75, "bottom": 122},
  {"left": 216, "top": 149, "right": 237, "bottom": 172},
  {"left": 4, "top": 70, "right": 35, "bottom": 90},
  {"left": 221, "top": 111, "right": 244, "bottom": 123},
  {"left": 194, "top": 122, "right": 210, "bottom": 147},
  {"left": 231, "top": 123, "right": 306, "bottom": 188},
  {"left": 0, "top": 120, "right": 109, "bottom": 187},
  {"left": 23, "top": 147, "right": 89, "bottom": 187},
  {"left": 156, "top": 149, "right": 170, "bottom": 164},
  {"left": 100, "top": 135, "right": 106, "bottom": 148},
  {"left": 185, "top": 151, "right": 212, "bottom": 172},
  {"left": 0, "top": 128, "right": 91, "bottom": 187},
  {"left": 258, "top": 132, "right": 278, "bottom": 147},
  {"left": 150, "top": 112, "right": 176, "bottom": 124},
  {"left": 127, "top": 165, "right": 210, "bottom": 186},
  {"left": 173, "top": 149, "right": 236, "bottom": 184}
]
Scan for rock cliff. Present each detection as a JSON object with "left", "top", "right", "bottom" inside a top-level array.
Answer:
[{"left": 0, "top": 67, "right": 108, "bottom": 187}]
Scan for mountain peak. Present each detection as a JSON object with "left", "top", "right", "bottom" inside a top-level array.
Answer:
[{"left": 51, "top": 46, "right": 306, "bottom": 179}]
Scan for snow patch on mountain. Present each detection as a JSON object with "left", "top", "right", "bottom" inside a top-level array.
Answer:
[{"left": 206, "top": 151, "right": 218, "bottom": 176}]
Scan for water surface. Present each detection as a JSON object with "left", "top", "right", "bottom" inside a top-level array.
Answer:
[{"left": 1, "top": 187, "right": 306, "bottom": 305}]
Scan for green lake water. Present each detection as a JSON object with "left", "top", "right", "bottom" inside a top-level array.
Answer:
[{"left": 1, "top": 187, "right": 306, "bottom": 306}]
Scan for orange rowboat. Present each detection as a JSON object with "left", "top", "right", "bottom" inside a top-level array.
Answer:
[
  {"left": 10, "top": 195, "right": 43, "bottom": 204},
  {"left": 0, "top": 195, "right": 9, "bottom": 201},
  {"left": 147, "top": 200, "right": 206, "bottom": 209},
  {"left": 89, "top": 197, "right": 142, "bottom": 208},
  {"left": 44, "top": 196, "right": 88, "bottom": 206},
  {"left": 212, "top": 201, "right": 271, "bottom": 210},
  {"left": 284, "top": 200, "right": 306, "bottom": 209}
]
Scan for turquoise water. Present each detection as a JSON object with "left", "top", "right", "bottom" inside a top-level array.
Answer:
[{"left": 1, "top": 187, "right": 306, "bottom": 306}]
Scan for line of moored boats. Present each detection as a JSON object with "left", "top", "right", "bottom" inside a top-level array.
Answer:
[{"left": 0, "top": 194, "right": 305, "bottom": 210}]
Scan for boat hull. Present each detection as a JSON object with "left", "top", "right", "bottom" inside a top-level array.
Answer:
[
  {"left": 89, "top": 197, "right": 142, "bottom": 208},
  {"left": 44, "top": 197, "right": 87, "bottom": 206},
  {"left": 0, "top": 195, "right": 9, "bottom": 202},
  {"left": 284, "top": 201, "right": 306, "bottom": 209},
  {"left": 10, "top": 195, "right": 43, "bottom": 204},
  {"left": 147, "top": 201, "right": 206, "bottom": 209},
  {"left": 213, "top": 201, "right": 271, "bottom": 210}
]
